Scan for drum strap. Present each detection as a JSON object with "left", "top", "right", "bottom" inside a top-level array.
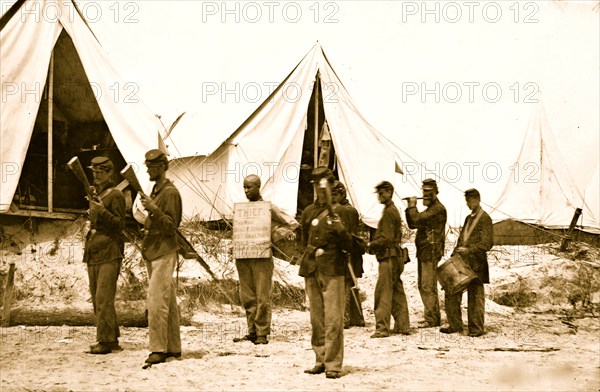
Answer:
[{"left": 462, "top": 208, "right": 483, "bottom": 244}]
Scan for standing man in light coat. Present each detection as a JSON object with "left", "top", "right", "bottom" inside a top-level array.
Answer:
[
  {"left": 140, "top": 149, "right": 182, "bottom": 365},
  {"left": 441, "top": 188, "right": 493, "bottom": 337}
]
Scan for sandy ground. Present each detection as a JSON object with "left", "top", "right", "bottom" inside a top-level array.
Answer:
[
  {"left": 2, "top": 277, "right": 599, "bottom": 390},
  {"left": 1, "top": 305, "right": 599, "bottom": 391},
  {"left": 1, "top": 221, "right": 599, "bottom": 391}
]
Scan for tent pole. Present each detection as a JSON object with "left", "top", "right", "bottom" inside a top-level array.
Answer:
[
  {"left": 47, "top": 51, "right": 54, "bottom": 212},
  {"left": 313, "top": 73, "right": 320, "bottom": 169}
]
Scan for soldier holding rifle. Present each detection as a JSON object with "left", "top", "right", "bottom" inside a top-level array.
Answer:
[
  {"left": 81, "top": 156, "right": 125, "bottom": 355},
  {"left": 405, "top": 178, "right": 447, "bottom": 328},
  {"left": 299, "top": 167, "right": 352, "bottom": 379},
  {"left": 331, "top": 181, "right": 365, "bottom": 329},
  {"left": 138, "top": 149, "right": 183, "bottom": 365}
]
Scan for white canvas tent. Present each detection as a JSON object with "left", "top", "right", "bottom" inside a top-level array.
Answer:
[
  {"left": 582, "top": 165, "right": 599, "bottom": 229},
  {"left": 169, "top": 43, "right": 411, "bottom": 227},
  {"left": 0, "top": 0, "right": 161, "bottom": 217},
  {"left": 489, "top": 100, "right": 599, "bottom": 240}
]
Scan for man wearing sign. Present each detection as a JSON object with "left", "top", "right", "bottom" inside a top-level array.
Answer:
[
  {"left": 233, "top": 174, "right": 299, "bottom": 345},
  {"left": 442, "top": 188, "right": 493, "bottom": 337}
]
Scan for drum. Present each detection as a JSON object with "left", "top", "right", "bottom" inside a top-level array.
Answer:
[{"left": 437, "top": 254, "right": 477, "bottom": 296}]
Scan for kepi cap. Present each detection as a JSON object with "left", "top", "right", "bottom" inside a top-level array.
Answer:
[
  {"left": 310, "top": 166, "right": 335, "bottom": 183},
  {"left": 421, "top": 178, "right": 438, "bottom": 191},
  {"left": 145, "top": 149, "right": 168, "bottom": 166},
  {"left": 421, "top": 178, "right": 439, "bottom": 195},
  {"left": 374, "top": 180, "right": 394, "bottom": 193},
  {"left": 88, "top": 156, "right": 113, "bottom": 172},
  {"left": 332, "top": 181, "right": 346, "bottom": 194},
  {"left": 464, "top": 188, "right": 481, "bottom": 199}
]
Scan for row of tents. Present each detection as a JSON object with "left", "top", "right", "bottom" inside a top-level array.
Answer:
[{"left": 1, "top": 0, "right": 598, "bottom": 245}]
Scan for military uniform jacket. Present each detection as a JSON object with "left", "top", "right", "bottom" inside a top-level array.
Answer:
[
  {"left": 369, "top": 201, "right": 402, "bottom": 262},
  {"left": 336, "top": 201, "right": 364, "bottom": 277},
  {"left": 405, "top": 199, "right": 447, "bottom": 262},
  {"left": 142, "top": 179, "right": 182, "bottom": 261},
  {"left": 83, "top": 184, "right": 125, "bottom": 264},
  {"left": 453, "top": 207, "right": 493, "bottom": 283},
  {"left": 298, "top": 202, "right": 352, "bottom": 277}
]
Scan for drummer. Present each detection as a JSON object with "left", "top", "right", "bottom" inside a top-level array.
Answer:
[{"left": 442, "top": 188, "right": 493, "bottom": 337}]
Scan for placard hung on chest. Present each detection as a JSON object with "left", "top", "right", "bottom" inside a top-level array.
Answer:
[{"left": 233, "top": 201, "right": 272, "bottom": 259}]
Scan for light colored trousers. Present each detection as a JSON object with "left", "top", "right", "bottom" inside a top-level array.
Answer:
[
  {"left": 146, "top": 252, "right": 181, "bottom": 353},
  {"left": 305, "top": 273, "right": 345, "bottom": 373}
]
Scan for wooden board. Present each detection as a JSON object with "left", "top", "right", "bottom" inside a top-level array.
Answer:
[{"left": 233, "top": 201, "right": 272, "bottom": 259}]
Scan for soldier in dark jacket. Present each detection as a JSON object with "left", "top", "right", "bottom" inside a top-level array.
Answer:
[
  {"left": 140, "top": 149, "right": 182, "bottom": 365},
  {"left": 405, "top": 178, "right": 447, "bottom": 328},
  {"left": 84, "top": 156, "right": 125, "bottom": 354},
  {"left": 441, "top": 188, "right": 493, "bottom": 337},
  {"left": 366, "top": 181, "right": 410, "bottom": 338},
  {"left": 331, "top": 181, "right": 365, "bottom": 329},
  {"left": 299, "top": 167, "right": 352, "bottom": 379}
]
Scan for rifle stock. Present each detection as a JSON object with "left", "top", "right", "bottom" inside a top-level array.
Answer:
[
  {"left": 318, "top": 178, "right": 336, "bottom": 217},
  {"left": 67, "top": 156, "right": 96, "bottom": 200},
  {"left": 120, "top": 164, "right": 218, "bottom": 280},
  {"left": 120, "top": 164, "right": 145, "bottom": 196}
]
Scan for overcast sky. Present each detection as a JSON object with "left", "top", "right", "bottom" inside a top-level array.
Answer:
[{"left": 18, "top": 0, "right": 598, "bottom": 213}]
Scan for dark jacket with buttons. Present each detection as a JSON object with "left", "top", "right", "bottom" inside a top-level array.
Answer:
[
  {"left": 405, "top": 198, "right": 447, "bottom": 262},
  {"left": 369, "top": 201, "right": 402, "bottom": 262},
  {"left": 336, "top": 201, "right": 363, "bottom": 277},
  {"left": 298, "top": 201, "right": 352, "bottom": 277},
  {"left": 142, "top": 179, "right": 182, "bottom": 261},
  {"left": 83, "top": 184, "right": 125, "bottom": 264}
]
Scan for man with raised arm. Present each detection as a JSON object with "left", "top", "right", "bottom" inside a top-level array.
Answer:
[
  {"left": 405, "top": 178, "right": 447, "bottom": 329},
  {"left": 299, "top": 167, "right": 352, "bottom": 379},
  {"left": 84, "top": 156, "right": 125, "bottom": 355}
]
